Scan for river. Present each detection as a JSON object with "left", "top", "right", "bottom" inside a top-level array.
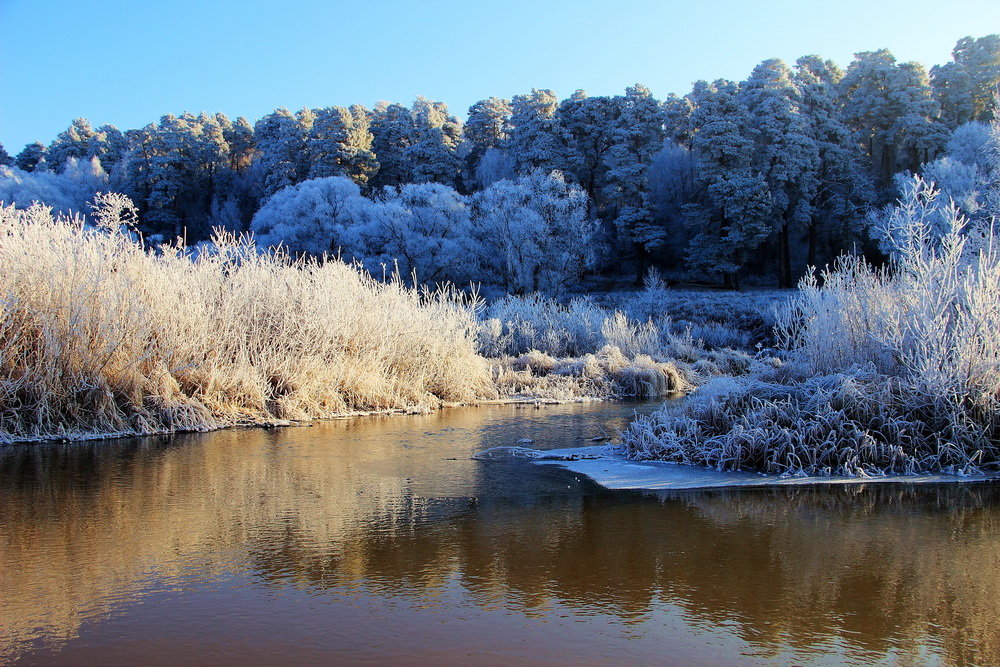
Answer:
[{"left": 1, "top": 401, "right": 998, "bottom": 665}]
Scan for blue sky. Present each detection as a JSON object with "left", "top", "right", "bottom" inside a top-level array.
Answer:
[{"left": 1, "top": 0, "right": 998, "bottom": 152}]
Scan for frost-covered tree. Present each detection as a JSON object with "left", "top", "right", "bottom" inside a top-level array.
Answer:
[
  {"left": 469, "top": 170, "right": 595, "bottom": 293},
  {"left": 369, "top": 102, "right": 415, "bottom": 189},
  {"left": 602, "top": 85, "right": 666, "bottom": 273},
  {"left": 115, "top": 113, "right": 234, "bottom": 240},
  {"left": 951, "top": 35, "right": 1000, "bottom": 121},
  {"left": 475, "top": 147, "right": 516, "bottom": 188},
  {"left": 918, "top": 157, "right": 982, "bottom": 216},
  {"left": 945, "top": 120, "right": 992, "bottom": 169},
  {"left": 465, "top": 97, "right": 512, "bottom": 188},
  {"left": 0, "top": 156, "right": 108, "bottom": 216},
  {"left": 647, "top": 141, "right": 698, "bottom": 264},
  {"left": 794, "top": 55, "right": 872, "bottom": 267},
  {"left": 250, "top": 176, "right": 370, "bottom": 255},
  {"left": 308, "top": 105, "right": 378, "bottom": 187},
  {"left": 205, "top": 114, "right": 258, "bottom": 231},
  {"left": 911, "top": 120, "right": 995, "bottom": 220},
  {"left": 741, "top": 59, "right": 820, "bottom": 287},
  {"left": 931, "top": 61, "right": 975, "bottom": 129},
  {"left": 509, "top": 89, "right": 568, "bottom": 175},
  {"left": 405, "top": 97, "right": 462, "bottom": 187},
  {"left": 840, "top": 50, "right": 948, "bottom": 194},
  {"left": 253, "top": 107, "right": 311, "bottom": 200},
  {"left": 222, "top": 116, "right": 256, "bottom": 172},
  {"left": 15, "top": 142, "right": 47, "bottom": 172},
  {"left": 684, "top": 80, "right": 772, "bottom": 288},
  {"left": 46, "top": 118, "right": 96, "bottom": 171},
  {"left": 556, "top": 91, "right": 616, "bottom": 208},
  {"left": 662, "top": 93, "right": 695, "bottom": 148},
  {"left": 89, "top": 124, "right": 128, "bottom": 173},
  {"left": 341, "top": 182, "right": 473, "bottom": 283}
]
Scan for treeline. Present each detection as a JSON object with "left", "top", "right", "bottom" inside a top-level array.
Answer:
[{"left": 1, "top": 35, "right": 998, "bottom": 290}]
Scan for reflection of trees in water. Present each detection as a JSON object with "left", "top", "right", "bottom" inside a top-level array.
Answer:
[
  {"left": 2, "top": 409, "right": 999, "bottom": 664},
  {"left": 269, "top": 482, "right": 1000, "bottom": 664}
]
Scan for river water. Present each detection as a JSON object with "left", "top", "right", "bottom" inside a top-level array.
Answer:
[{"left": 1, "top": 401, "right": 998, "bottom": 665}]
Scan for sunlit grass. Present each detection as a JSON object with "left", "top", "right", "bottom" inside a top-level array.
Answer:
[{"left": 0, "top": 201, "right": 494, "bottom": 442}]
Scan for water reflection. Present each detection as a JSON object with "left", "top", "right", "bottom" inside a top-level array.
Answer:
[{"left": 1, "top": 402, "right": 999, "bottom": 664}]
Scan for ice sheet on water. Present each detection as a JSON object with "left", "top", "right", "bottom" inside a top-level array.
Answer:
[{"left": 534, "top": 447, "right": 999, "bottom": 490}]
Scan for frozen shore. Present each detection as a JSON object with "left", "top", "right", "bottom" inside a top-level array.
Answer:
[{"left": 531, "top": 446, "right": 998, "bottom": 490}]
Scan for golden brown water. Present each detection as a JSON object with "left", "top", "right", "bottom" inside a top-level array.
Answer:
[{"left": 1, "top": 401, "right": 999, "bottom": 665}]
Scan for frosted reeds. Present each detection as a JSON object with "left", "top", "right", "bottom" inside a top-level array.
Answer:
[{"left": 0, "top": 203, "right": 493, "bottom": 442}]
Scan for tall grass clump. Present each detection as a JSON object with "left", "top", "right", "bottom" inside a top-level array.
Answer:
[
  {"left": 0, "top": 199, "right": 493, "bottom": 442},
  {"left": 623, "top": 174, "right": 1000, "bottom": 476}
]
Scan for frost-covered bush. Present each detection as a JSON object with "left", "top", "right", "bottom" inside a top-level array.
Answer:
[
  {"left": 0, "top": 201, "right": 493, "bottom": 442},
  {"left": 0, "top": 157, "right": 108, "bottom": 217},
  {"left": 469, "top": 170, "right": 596, "bottom": 294},
  {"left": 341, "top": 182, "right": 475, "bottom": 284},
  {"left": 945, "top": 120, "right": 992, "bottom": 170},
  {"left": 624, "top": 164, "right": 1000, "bottom": 475},
  {"left": 918, "top": 158, "right": 982, "bottom": 216},
  {"left": 250, "top": 176, "right": 370, "bottom": 255},
  {"left": 494, "top": 345, "right": 692, "bottom": 400},
  {"left": 621, "top": 372, "right": 983, "bottom": 477},
  {"left": 869, "top": 174, "right": 971, "bottom": 259},
  {"left": 479, "top": 294, "right": 607, "bottom": 357}
]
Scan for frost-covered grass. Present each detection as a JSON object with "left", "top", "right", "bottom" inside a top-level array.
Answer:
[
  {"left": 623, "top": 177, "right": 1000, "bottom": 477},
  {"left": 478, "top": 277, "right": 781, "bottom": 360},
  {"left": 492, "top": 345, "right": 693, "bottom": 401},
  {"left": 0, "top": 197, "right": 786, "bottom": 444},
  {"left": 0, "top": 202, "right": 493, "bottom": 443},
  {"left": 478, "top": 284, "right": 767, "bottom": 401}
]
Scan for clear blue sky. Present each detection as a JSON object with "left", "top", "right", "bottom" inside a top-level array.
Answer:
[{"left": 1, "top": 0, "right": 998, "bottom": 152}]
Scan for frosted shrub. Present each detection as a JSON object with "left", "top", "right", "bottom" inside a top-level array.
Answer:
[
  {"left": 624, "top": 174, "right": 1000, "bottom": 475},
  {"left": 0, "top": 157, "right": 108, "bottom": 218},
  {"left": 622, "top": 372, "right": 984, "bottom": 476},
  {"left": 494, "top": 345, "right": 692, "bottom": 400},
  {"left": 600, "top": 312, "right": 660, "bottom": 357},
  {"left": 480, "top": 294, "right": 606, "bottom": 357},
  {"left": 250, "top": 176, "right": 369, "bottom": 255},
  {"left": 469, "top": 171, "right": 596, "bottom": 294},
  {"left": 0, "top": 201, "right": 493, "bottom": 442},
  {"left": 343, "top": 182, "right": 475, "bottom": 285}
]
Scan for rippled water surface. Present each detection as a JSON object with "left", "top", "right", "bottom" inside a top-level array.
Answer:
[{"left": 2, "top": 401, "right": 999, "bottom": 665}]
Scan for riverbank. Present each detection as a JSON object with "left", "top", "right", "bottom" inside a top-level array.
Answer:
[{"left": 0, "top": 201, "right": 763, "bottom": 445}]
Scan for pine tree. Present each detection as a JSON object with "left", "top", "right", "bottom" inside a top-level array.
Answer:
[
  {"left": 253, "top": 108, "right": 310, "bottom": 200},
  {"left": 795, "top": 55, "right": 872, "bottom": 267},
  {"left": 89, "top": 125, "right": 127, "bottom": 173},
  {"left": 840, "top": 50, "right": 947, "bottom": 196},
  {"left": 464, "top": 97, "right": 512, "bottom": 189},
  {"left": 684, "top": 80, "right": 772, "bottom": 288},
  {"left": 15, "top": 142, "right": 47, "bottom": 172},
  {"left": 952, "top": 35, "right": 1000, "bottom": 121},
  {"left": 509, "top": 89, "right": 568, "bottom": 175},
  {"left": 931, "top": 61, "right": 975, "bottom": 129},
  {"left": 405, "top": 97, "right": 462, "bottom": 187},
  {"left": 47, "top": 118, "right": 96, "bottom": 171},
  {"left": 0, "top": 143, "right": 12, "bottom": 167},
  {"left": 602, "top": 84, "right": 666, "bottom": 277},
  {"left": 556, "top": 90, "right": 617, "bottom": 207},
  {"left": 741, "top": 59, "right": 820, "bottom": 287},
  {"left": 369, "top": 102, "right": 415, "bottom": 189}
]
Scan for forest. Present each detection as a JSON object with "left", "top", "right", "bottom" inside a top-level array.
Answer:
[{"left": 2, "top": 34, "right": 998, "bottom": 292}]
